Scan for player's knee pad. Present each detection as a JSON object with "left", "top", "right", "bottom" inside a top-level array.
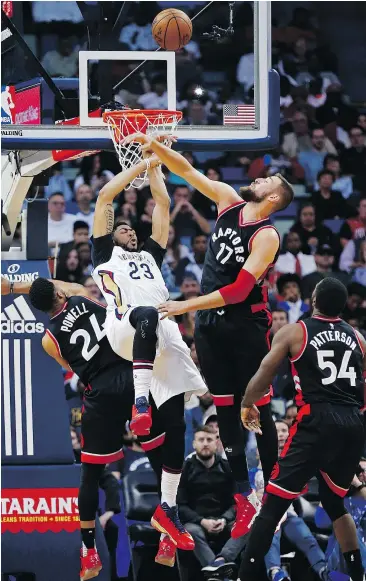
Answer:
[
  {"left": 319, "top": 480, "right": 348, "bottom": 522},
  {"left": 215, "top": 404, "right": 244, "bottom": 444},
  {"left": 130, "top": 306, "right": 159, "bottom": 335}
]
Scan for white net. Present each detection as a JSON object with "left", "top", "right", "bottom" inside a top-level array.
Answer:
[{"left": 103, "top": 110, "right": 182, "bottom": 188}]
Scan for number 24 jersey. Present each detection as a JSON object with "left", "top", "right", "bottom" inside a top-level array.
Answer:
[{"left": 47, "top": 296, "right": 124, "bottom": 385}]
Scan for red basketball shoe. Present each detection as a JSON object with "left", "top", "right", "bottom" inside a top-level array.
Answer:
[
  {"left": 155, "top": 535, "right": 177, "bottom": 567},
  {"left": 80, "top": 547, "right": 102, "bottom": 581},
  {"left": 151, "top": 503, "right": 195, "bottom": 550},
  {"left": 231, "top": 490, "right": 261, "bottom": 538},
  {"left": 130, "top": 397, "right": 152, "bottom": 436}
]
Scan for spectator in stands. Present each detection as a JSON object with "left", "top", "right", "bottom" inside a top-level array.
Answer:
[
  {"left": 263, "top": 421, "right": 328, "bottom": 581},
  {"left": 236, "top": 49, "right": 254, "bottom": 96},
  {"left": 247, "top": 149, "right": 305, "bottom": 184},
  {"left": 340, "top": 126, "right": 366, "bottom": 188},
  {"left": 47, "top": 192, "right": 76, "bottom": 251},
  {"left": 74, "top": 154, "right": 114, "bottom": 196},
  {"left": 58, "top": 220, "right": 89, "bottom": 259},
  {"left": 322, "top": 154, "right": 353, "bottom": 199},
  {"left": 178, "top": 274, "right": 201, "bottom": 302},
  {"left": 284, "top": 404, "right": 298, "bottom": 427},
  {"left": 311, "top": 170, "right": 353, "bottom": 220},
  {"left": 191, "top": 167, "right": 220, "bottom": 220},
  {"left": 161, "top": 225, "right": 191, "bottom": 292},
  {"left": 175, "top": 234, "right": 208, "bottom": 285},
  {"left": 298, "top": 128, "right": 336, "bottom": 185},
  {"left": 282, "top": 111, "right": 337, "bottom": 158},
  {"left": 339, "top": 235, "right": 366, "bottom": 273},
  {"left": 339, "top": 197, "right": 366, "bottom": 246},
  {"left": 301, "top": 244, "right": 350, "bottom": 301},
  {"left": 275, "top": 231, "right": 316, "bottom": 277},
  {"left": 118, "top": 186, "right": 139, "bottom": 228},
  {"left": 342, "top": 282, "right": 366, "bottom": 322},
  {"left": 170, "top": 185, "right": 211, "bottom": 238},
  {"left": 205, "top": 415, "right": 225, "bottom": 459},
  {"left": 178, "top": 311, "right": 196, "bottom": 343},
  {"left": 56, "top": 248, "right": 82, "bottom": 283},
  {"left": 290, "top": 203, "right": 336, "bottom": 254},
  {"left": 137, "top": 75, "right": 168, "bottom": 110},
  {"left": 276, "top": 273, "right": 309, "bottom": 323},
  {"left": 45, "top": 164, "right": 73, "bottom": 202},
  {"left": 119, "top": 4, "right": 158, "bottom": 51},
  {"left": 271, "top": 309, "right": 289, "bottom": 336},
  {"left": 352, "top": 240, "right": 366, "bottom": 286},
  {"left": 82, "top": 275, "right": 106, "bottom": 304},
  {"left": 74, "top": 184, "right": 95, "bottom": 231},
  {"left": 183, "top": 100, "right": 220, "bottom": 126},
  {"left": 76, "top": 242, "right": 92, "bottom": 276},
  {"left": 271, "top": 311, "right": 293, "bottom": 400},
  {"left": 178, "top": 426, "right": 245, "bottom": 579},
  {"left": 136, "top": 197, "right": 155, "bottom": 242},
  {"left": 41, "top": 36, "right": 78, "bottom": 78},
  {"left": 357, "top": 114, "right": 366, "bottom": 135}
]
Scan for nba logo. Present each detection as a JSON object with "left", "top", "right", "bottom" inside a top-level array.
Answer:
[{"left": 1, "top": 85, "right": 16, "bottom": 124}]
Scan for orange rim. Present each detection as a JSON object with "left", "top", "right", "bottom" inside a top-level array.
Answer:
[{"left": 102, "top": 109, "right": 182, "bottom": 124}]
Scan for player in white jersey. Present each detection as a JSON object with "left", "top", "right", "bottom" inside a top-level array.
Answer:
[{"left": 91, "top": 152, "right": 207, "bottom": 559}]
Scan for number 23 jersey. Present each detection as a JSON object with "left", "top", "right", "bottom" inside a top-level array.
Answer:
[
  {"left": 91, "top": 234, "right": 169, "bottom": 314},
  {"left": 47, "top": 295, "right": 124, "bottom": 385}
]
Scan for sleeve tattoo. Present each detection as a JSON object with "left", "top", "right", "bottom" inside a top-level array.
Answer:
[{"left": 105, "top": 204, "right": 114, "bottom": 234}]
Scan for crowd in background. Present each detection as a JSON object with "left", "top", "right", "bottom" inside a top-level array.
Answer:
[{"left": 9, "top": 2, "right": 366, "bottom": 579}]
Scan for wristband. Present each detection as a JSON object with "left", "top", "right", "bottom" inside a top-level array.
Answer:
[
  {"left": 145, "top": 158, "right": 151, "bottom": 171},
  {"left": 219, "top": 269, "right": 256, "bottom": 305},
  {"left": 10, "top": 282, "right": 14, "bottom": 294}
]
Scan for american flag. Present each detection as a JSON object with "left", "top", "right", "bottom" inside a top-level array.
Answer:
[{"left": 223, "top": 104, "right": 256, "bottom": 125}]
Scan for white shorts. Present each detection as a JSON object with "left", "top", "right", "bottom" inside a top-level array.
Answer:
[{"left": 105, "top": 308, "right": 207, "bottom": 408}]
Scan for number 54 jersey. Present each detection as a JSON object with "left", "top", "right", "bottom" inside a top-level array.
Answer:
[
  {"left": 291, "top": 316, "right": 364, "bottom": 408},
  {"left": 47, "top": 295, "right": 125, "bottom": 386}
]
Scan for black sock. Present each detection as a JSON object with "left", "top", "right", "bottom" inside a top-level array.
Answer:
[
  {"left": 81, "top": 527, "right": 95, "bottom": 549},
  {"left": 343, "top": 549, "right": 363, "bottom": 581}
]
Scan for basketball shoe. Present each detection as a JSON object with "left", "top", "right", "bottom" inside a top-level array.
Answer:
[
  {"left": 231, "top": 490, "right": 261, "bottom": 538},
  {"left": 80, "top": 547, "right": 102, "bottom": 580},
  {"left": 151, "top": 503, "right": 195, "bottom": 550},
  {"left": 155, "top": 535, "right": 177, "bottom": 567},
  {"left": 130, "top": 396, "right": 152, "bottom": 436}
]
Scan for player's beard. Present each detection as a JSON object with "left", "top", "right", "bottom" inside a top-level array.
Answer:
[{"left": 239, "top": 185, "right": 263, "bottom": 203}]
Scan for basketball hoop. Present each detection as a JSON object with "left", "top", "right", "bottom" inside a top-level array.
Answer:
[{"left": 102, "top": 109, "right": 182, "bottom": 188}]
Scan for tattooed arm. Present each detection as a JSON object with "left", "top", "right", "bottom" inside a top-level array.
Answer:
[{"left": 93, "top": 157, "right": 161, "bottom": 238}]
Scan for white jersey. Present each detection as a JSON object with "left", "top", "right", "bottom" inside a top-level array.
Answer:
[{"left": 92, "top": 234, "right": 169, "bottom": 314}]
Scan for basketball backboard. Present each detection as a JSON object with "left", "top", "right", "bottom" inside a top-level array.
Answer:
[{"left": 1, "top": 1, "right": 279, "bottom": 152}]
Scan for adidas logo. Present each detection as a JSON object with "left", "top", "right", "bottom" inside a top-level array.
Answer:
[{"left": 1, "top": 296, "right": 44, "bottom": 334}]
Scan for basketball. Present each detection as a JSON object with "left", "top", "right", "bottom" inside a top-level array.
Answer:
[{"left": 152, "top": 8, "right": 192, "bottom": 51}]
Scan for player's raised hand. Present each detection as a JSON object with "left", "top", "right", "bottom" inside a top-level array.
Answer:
[
  {"left": 157, "top": 300, "right": 188, "bottom": 319},
  {"left": 241, "top": 404, "right": 262, "bottom": 434},
  {"left": 123, "top": 132, "right": 177, "bottom": 151}
]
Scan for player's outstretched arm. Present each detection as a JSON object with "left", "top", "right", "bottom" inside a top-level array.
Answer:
[
  {"left": 1, "top": 275, "right": 93, "bottom": 299},
  {"left": 147, "top": 160, "right": 171, "bottom": 249},
  {"left": 93, "top": 157, "right": 161, "bottom": 239},
  {"left": 157, "top": 228, "right": 280, "bottom": 318},
  {"left": 42, "top": 332, "right": 72, "bottom": 371},
  {"left": 123, "top": 133, "right": 240, "bottom": 210}
]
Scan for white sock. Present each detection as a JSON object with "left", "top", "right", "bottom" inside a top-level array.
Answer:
[
  {"left": 133, "top": 365, "right": 153, "bottom": 402},
  {"left": 161, "top": 469, "right": 181, "bottom": 507}
]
